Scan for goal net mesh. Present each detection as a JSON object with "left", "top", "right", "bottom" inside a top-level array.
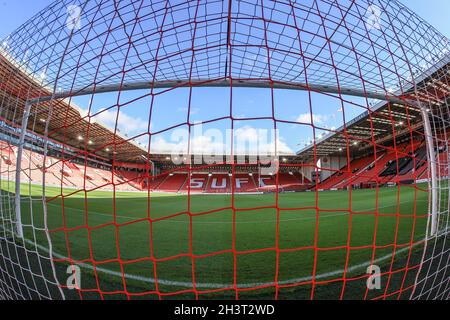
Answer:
[{"left": 0, "top": 0, "right": 449, "bottom": 300}]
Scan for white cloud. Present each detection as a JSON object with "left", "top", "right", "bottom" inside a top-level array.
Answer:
[
  {"left": 75, "top": 107, "right": 295, "bottom": 156},
  {"left": 94, "top": 108, "right": 148, "bottom": 134},
  {"left": 233, "top": 126, "right": 293, "bottom": 155},
  {"left": 148, "top": 126, "right": 294, "bottom": 156},
  {"left": 296, "top": 113, "right": 328, "bottom": 124},
  {"left": 78, "top": 107, "right": 149, "bottom": 135},
  {"left": 149, "top": 131, "right": 225, "bottom": 154},
  {"left": 149, "top": 136, "right": 185, "bottom": 154},
  {"left": 177, "top": 107, "right": 200, "bottom": 115},
  {"left": 234, "top": 126, "right": 259, "bottom": 143}
]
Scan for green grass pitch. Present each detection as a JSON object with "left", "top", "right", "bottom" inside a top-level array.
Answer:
[{"left": 0, "top": 181, "right": 431, "bottom": 299}]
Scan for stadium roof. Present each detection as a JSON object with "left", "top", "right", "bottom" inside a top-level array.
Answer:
[
  {"left": 1, "top": 48, "right": 449, "bottom": 165},
  {"left": 296, "top": 54, "right": 450, "bottom": 160},
  {"left": 3, "top": 1, "right": 449, "bottom": 97},
  {"left": 0, "top": 49, "right": 149, "bottom": 163}
]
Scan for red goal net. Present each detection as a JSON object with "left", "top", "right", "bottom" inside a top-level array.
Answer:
[{"left": 0, "top": 0, "right": 449, "bottom": 300}]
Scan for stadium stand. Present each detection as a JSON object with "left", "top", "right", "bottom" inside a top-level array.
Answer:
[
  {"left": 180, "top": 174, "right": 209, "bottom": 193},
  {"left": 317, "top": 155, "right": 377, "bottom": 190},
  {"left": 1, "top": 138, "right": 317, "bottom": 194},
  {"left": 2, "top": 134, "right": 443, "bottom": 194},
  {"left": 204, "top": 174, "right": 231, "bottom": 193},
  {"left": 3, "top": 128, "right": 449, "bottom": 194},
  {"left": 156, "top": 173, "right": 187, "bottom": 193},
  {"left": 232, "top": 174, "right": 257, "bottom": 193},
  {"left": 313, "top": 137, "right": 437, "bottom": 190}
]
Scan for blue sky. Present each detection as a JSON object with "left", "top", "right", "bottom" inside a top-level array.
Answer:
[
  {"left": 1, "top": 0, "right": 449, "bottom": 40},
  {"left": 0, "top": 1, "right": 449, "bottom": 155}
]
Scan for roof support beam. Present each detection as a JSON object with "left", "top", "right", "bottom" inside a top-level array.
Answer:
[{"left": 28, "top": 80, "right": 420, "bottom": 107}]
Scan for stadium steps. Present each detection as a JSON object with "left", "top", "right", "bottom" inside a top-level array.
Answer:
[
  {"left": 147, "top": 175, "right": 167, "bottom": 191},
  {"left": 204, "top": 174, "right": 212, "bottom": 193},
  {"left": 294, "top": 171, "right": 311, "bottom": 184},
  {"left": 249, "top": 174, "right": 257, "bottom": 191},
  {"left": 320, "top": 155, "right": 379, "bottom": 190},
  {"left": 177, "top": 174, "right": 188, "bottom": 193},
  {"left": 379, "top": 157, "right": 412, "bottom": 177},
  {"left": 345, "top": 152, "right": 397, "bottom": 187},
  {"left": 151, "top": 174, "right": 170, "bottom": 191},
  {"left": 149, "top": 175, "right": 167, "bottom": 190},
  {"left": 179, "top": 174, "right": 191, "bottom": 192},
  {"left": 157, "top": 173, "right": 188, "bottom": 193}
]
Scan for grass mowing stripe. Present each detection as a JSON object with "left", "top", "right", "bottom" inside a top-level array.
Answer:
[
  {"left": 2, "top": 182, "right": 431, "bottom": 294},
  {"left": 46, "top": 199, "right": 428, "bottom": 224}
]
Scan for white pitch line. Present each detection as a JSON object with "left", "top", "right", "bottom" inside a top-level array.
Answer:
[{"left": 24, "top": 237, "right": 422, "bottom": 289}]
